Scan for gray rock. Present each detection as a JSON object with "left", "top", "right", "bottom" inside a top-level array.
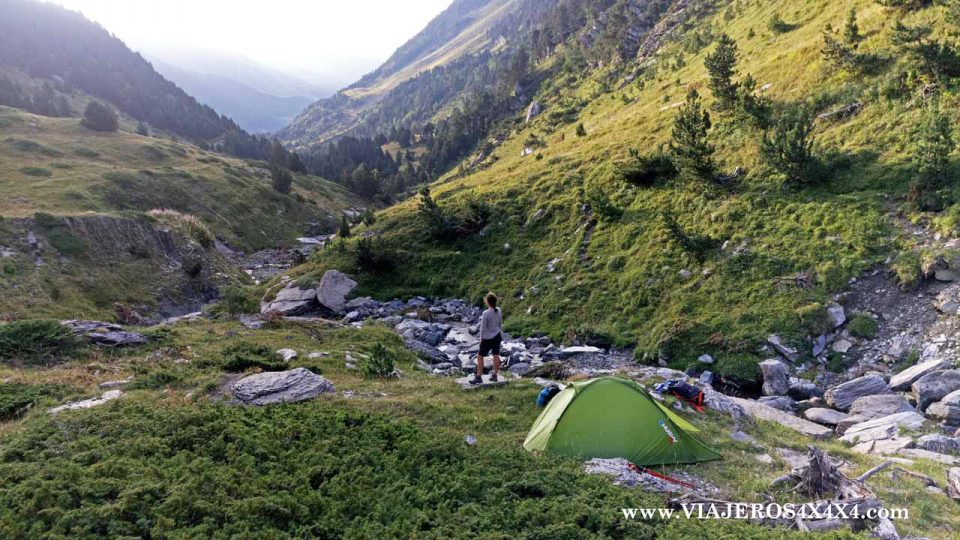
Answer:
[
  {"left": 316, "top": 270, "right": 357, "bottom": 313},
  {"left": 812, "top": 334, "right": 827, "bottom": 357},
  {"left": 767, "top": 335, "right": 799, "bottom": 362},
  {"left": 699, "top": 370, "right": 714, "bottom": 385},
  {"left": 916, "top": 434, "right": 960, "bottom": 454},
  {"left": 913, "top": 370, "right": 960, "bottom": 411},
  {"left": 936, "top": 268, "right": 959, "bottom": 282},
  {"left": 926, "top": 389, "right": 960, "bottom": 425},
  {"left": 261, "top": 285, "right": 317, "bottom": 315},
  {"left": 890, "top": 357, "right": 954, "bottom": 391},
  {"left": 510, "top": 362, "right": 531, "bottom": 375},
  {"left": 837, "top": 394, "right": 914, "bottom": 434},
  {"left": 232, "top": 368, "right": 334, "bottom": 405},
  {"left": 759, "top": 359, "right": 789, "bottom": 396},
  {"left": 559, "top": 346, "right": 603, "bottom": 357},
  {"left": 788, "top": 378, "right": 823, "bottom": 400},
  {"left": 88, "top": 331, "right": 148, "bottom": 347},
  {"left": 525, "top": 100, "right": 541, "bottom": 123},
  {"left": 758, "top": 396, "right": 796, "bottom": 412},
  {"left": 404, "top": 339, "right": 447, "bottom": 364},
  {"left": 827, "top": 302, "right": 846, "bottom": 328},
  {"left": 49, "top": 390, "right": 122, "bottom": 414},
  {"left": 832, "top": 339, "right": 853, "bottom": 354},
  {"left": 804, "top": 408, "right": 848, "bottom": 426},
  {"left": 824, "top": 375, "right": 890, "bottom": 412},
  {"left": 697, "top": 354, "right": 714, "bottom": 364},
  {"left": 276, "top": 349, "right": 298, "bottom": 361},
  {"left": 840, "top": 411, "right": 927, "bottom": 444},
  {"left": 730, "top": 397, "right": 832, "bottom": 439}
]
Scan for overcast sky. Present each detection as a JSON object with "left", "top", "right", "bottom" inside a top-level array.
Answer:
[{"left": 43, "top": 0, "right": 451, "bottom": 79}]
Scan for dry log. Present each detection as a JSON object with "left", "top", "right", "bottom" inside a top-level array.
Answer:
[
  {"left": 892, "top": 467, "right": 937, "bottom": 488},
  {"left": 857, "top": 461, "right": 892, "bottom": 483}
]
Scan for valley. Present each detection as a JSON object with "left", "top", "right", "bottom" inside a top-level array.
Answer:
[{"left": 4, "top": 0, "right": 960, "bottom": 537}]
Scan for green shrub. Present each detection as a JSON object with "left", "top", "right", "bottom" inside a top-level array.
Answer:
[
  {"left": 73, "top": 147, "right": 100, "bottom": 158},
  {"left": 19, "top": 166, "right": 52, "bottom": 177},
  {"left": 354, "top": 237, "right": 396, "bottom": 273},
  {"left": 221, "top": 342, "right": 286, "bottom": 373},
  {"left": 796, "top": 303, "right": 832, "bottom": 335},
  {"left": 215, "top": 286, "right": 259, "bottom": 316},
  {"left": 81, "top": 101, "right": 119, "bottom": 132},
  {"left": 620, "top": 148, "right": 676, "bottom": 187},
  {"left": 0, "top": 320, "right": 80, "bottom": 365},
  {"left": 126, "top": 369, "right": 185, "bottom": 390},
  {"left": 892, "top": 250, "right": 922, "bottom": 289},
  {"left": 0, "top": 382, "right": 78, "bottom": 421},
  {"left": 34, "top": 212, "right": 87, "bottom": 257},
  {"left": 847, "top": 313, "right": 879, "bottom": 338},
  {"left": 363, "top": 343, "right": 396, "bottom": 378},
  {"left": 713, "top": 353, "right": 762, "bottom": 386}
]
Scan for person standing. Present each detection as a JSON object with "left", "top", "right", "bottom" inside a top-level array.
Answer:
[{"left": 470, "top": 293, "right": 502, "bottom": 384}]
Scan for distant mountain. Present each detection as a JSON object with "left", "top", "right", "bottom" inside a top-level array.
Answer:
[
  {"left": 0, "top": 0, "right": 293, "bottom": 162},
  {"left": 148, "top": 59, "right": 317, "bottom": 134}
]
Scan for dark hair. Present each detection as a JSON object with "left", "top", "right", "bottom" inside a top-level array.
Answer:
[{"left": 485, "top": 293, "right": 498, "bottom": 308}]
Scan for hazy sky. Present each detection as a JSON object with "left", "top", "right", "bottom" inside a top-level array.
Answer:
[{"left": 43, "top": 0, "right": 451, "bottom": 79}]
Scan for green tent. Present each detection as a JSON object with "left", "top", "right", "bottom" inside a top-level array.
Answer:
[{"left": 523, "top": 377, "right": 721, "bottom": 466}]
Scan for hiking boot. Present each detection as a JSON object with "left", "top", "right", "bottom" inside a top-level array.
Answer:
[
  {"left": 468, "top": 375, "right": 483, "bottom": 385},
  {"left": 489, "top": 373, "right": 498, "bottom": 382}
]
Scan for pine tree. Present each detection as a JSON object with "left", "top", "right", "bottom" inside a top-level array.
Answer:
[
  {"left": 270, "top": 165, "right": 293, "bottom": 194},
  {"left": 669, "top": 89, "right": 715, "bottom": 182},
  {"left": 136, "top": 122, "right": 150, "bottom": 136},
  {"left": 576, "top": 123, "right": 587, "bottom": 137},
  {"left": 760, "top": 105, "right": 819, "bottom": 186},
  {"left": 909, "top": 103, "right": 955, "bottom": 211},
  {"left": 338, "top": 216, "right": 352, "bottom": 238},
  {"left": 288, "top": 152, "right": 306, "bottom": 173},
  {"left": 704, "top": 34, "right": 739, "bottom": 111},
  {"left": 81, "top": 101, "right": 118, "bottom": 132},
  {"left": 844, "top": 8, "right": 862, "bottom": 47}
]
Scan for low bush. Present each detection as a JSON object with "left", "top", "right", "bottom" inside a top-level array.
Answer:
[
  {"left": 847, "top": 313, "right": 879, "bottom": 338},
  {"left": 19, "top": 166, "right": 52, "bottom": 177},
  {"left": 214, "top": 286, "right": 259, "bottom": 316},
  {"left": 363, "top": 343, "right": 397, "bottom": 378},
  {"left": 620, "top": 148, "right": 677, "bottom": 187},
  {"left": 0, "top": 320, "right": 80, "bottom": 365},
  {"left": 220, "top": 342, "right": 286, "bottom": 373},
  {"left": 0, "top": 382, "right": 78, "bottom": 421}
]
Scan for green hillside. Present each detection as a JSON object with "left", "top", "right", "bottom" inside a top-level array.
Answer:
[{"left": 293, "top": 0, "right": 956, "bottom": 382}]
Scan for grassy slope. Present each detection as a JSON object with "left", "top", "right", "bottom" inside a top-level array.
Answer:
[
  {"left": 295, "top": 0, "right": 955, "bottom": 380},
  {"left": 0, "top": 106, "right": 356, "bottom": 252},
  {"left": 0, "top": 318, "right": 954, "bottom": 537}
]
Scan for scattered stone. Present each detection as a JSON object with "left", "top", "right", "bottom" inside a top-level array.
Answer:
[
  {"left": 509, "top": 362, "right": 531, "bottom": 375},
  {"left": 525, "top": 100, "right": 541, "bottom": 123},
  {"left": 758, "top": 396, "right": 796, "bottom": 412},
  {"left": 759, "top": 359, "right": 789, "bottom": 396},
  {"left": 852, "top": 437, "right": 915, "bottom": 456},
  {"left": 916, "top": 434, "right": 960, "bottom": 454},
  {"left": 232, "top": 368, "right": 334, "bottom": 405},
  {"left": 824, "top": 375, "right": 890, "bottom": 412},
  {"left": 926, "top": 389, "right": 960, "bottom": 425},
  {"left": 840, "top": 411, "right": 927, "bottom": 444},
  {"left": 584, "top": 458, "right": 684, "bottom": 492},
  {"left": 88, "top": 331, "right": 148, "bottom": 347},
  {"left": 788, "top": 378, "right": 823, "bottom": 400},
  {"left": 755, "top": 453, "right": 774, "bottom": 464},
  {"left": 276, "top": 349, "right": 298, "bottom": 361},
  {"left": 456, "top": 373, "right": 508, "bottom": 390},
  {"left": 832, "top": 339, "right": 853, "bottom": 354},
  {"left": 404, "top": 339, "right": 448, "bottom": 364},
  {"left": 316, "top": 270, "right": 357, "bottom": 313},
  {"left": 697, "top": 354, "right": 714, "bottom": 364},
  {"left": 804, "top": 408, "right": 848, "bottom": 427},
  {"left": 836, "top": 394, "right": 915, "bottom": 434},
  {"left": 914, "top": 370, "right": 960, "bottom": 411},
  {"left": 812, "top": 334, "right": 827, "bottom": 357},
  {"left": 465, "top": 434, "right": 477, "bottom": 446},
  {"left": 898, "top": 448, "right": 959, "bottom": 465},
  {"left": 890, "top": 358, "right": 954, "bottom": 391},
  {"left": 261, "top": 284, "right": 317, "bottom": 315},
  {"left": 678, "top": 269, "right": 692, "bottom": 280},
  {"left": 49, "top": 390, "right": 122, "bottom": 414},
  {"left": 827, "top": 302, "right": 846, "bottom": 328},
  {"left": 767, "top": 335, "right": 799, "bottom": 362},
  {"left": 936, "top": 268, "right": 959, "bottom": 282},
  {"left": 98, "top": 377, "right": 132, "bottom": 389},
  {"left": 947, "top": 467, "right": 960, "bottom": 499},
  {"left": 730, "top": 397, "right": 832, "bottom": 439},
  {"left": 307, "top": 352, "right": 329, "bottom": 359},
  {"left": 699, "top": 371, "right": 714, "bottom": 385},
  {"left": 559, "top": 346, "right": 604, "bottom": 357}
]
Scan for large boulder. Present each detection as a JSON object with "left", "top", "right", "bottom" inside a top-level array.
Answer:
[
  {"left": 840, "top": 411, "right": 927, "bottom": 444},
  {"left": 890, "top": 357, "right": 955, "bottom": 391},
  {"left": 759, "top": 359, "right": 789, "bottom": 396},
  {"left": 404, "top": 339, "right": 448, "bottom": 364},
  {"left": 824, "top": 375, "right": 891, "bottom": 412},
  {"left": 730, "top": 397, "right": 832, "bottom": 439},
  {"left": 88, "top": 331, "right": 147, "bottom": 347},
  {"left": 232, "top": 368, "right": 334, "bottom": 405},
  {"left": 788, "top": 378, "right": 823, "bottom": 400},
  {"left": 913, "top": 370, "right": 960, "bottom": 411},
  {"left": 804, "top": 408, "right": 848, "bottom": 427},
  {"left": 836, "top": 394, "right": 914, "bottom": 434},
  {"left": 916, "top": 434, "right": 960, "bottom": 454},
  {"left": 926, "top": 389, "right": 960, "bottom": 425},
  {"left": 767, "top": 335, "right": 799, "bottom": 362},
  {"left": 262, "top": 284, "right": 318, "bottom": 315},
  {"left": 316, "top": 270, "right": 357, "bottom": 313}
]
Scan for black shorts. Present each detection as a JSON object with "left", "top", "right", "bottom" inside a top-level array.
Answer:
[{"left": 479, "top": 333, "right": 502, "bottom": 356}]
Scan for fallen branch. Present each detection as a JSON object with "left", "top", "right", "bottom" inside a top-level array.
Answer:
[
  {"left": 892, "top": 467, "right": 936, "bottom": 488},
  {"left": 857, "top": 461, "right": 892, "bottom": 483}
]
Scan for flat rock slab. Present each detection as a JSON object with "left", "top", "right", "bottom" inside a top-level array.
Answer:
[
  {"left": 898, "top": 448, "right": 959, "bottom": 465},
  {"left": 50, "top": 390, "right": 122, "bottom": 414},
  {"left": 803, "top": 408, "right": 848, "bottom": 426},
  {"left": 840, "top": 411, "right": 927, "bottom": 444},
  {"left": 457, "top": 374, "right": 509, "bottom": 391},
  {"left": 890, "top": 358, "right": 954, "bottom": 391},
  {"left": 730, "top": 397, "right": 832, "bottom": 439},
  {"left": 824, "top": 375, "right": 891, "bottom": 412},
  {"left": 232, "top": 368, "right": 335, "bottom": 405},
  {"left": 837, "top": 394, "right": 914, "bottom": 434}
]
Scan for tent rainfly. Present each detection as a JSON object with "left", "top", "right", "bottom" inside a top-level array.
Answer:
[{"left": 523, "top": 377, "right": 721, "bottom": 466}]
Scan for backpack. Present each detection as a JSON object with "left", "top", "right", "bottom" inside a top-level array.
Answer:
[
  {"left": 537, "top": 384, "right": 561, "bottom": 407},
  {"left": 654, "top": 380, "right": 705, "bottom": 413}
]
